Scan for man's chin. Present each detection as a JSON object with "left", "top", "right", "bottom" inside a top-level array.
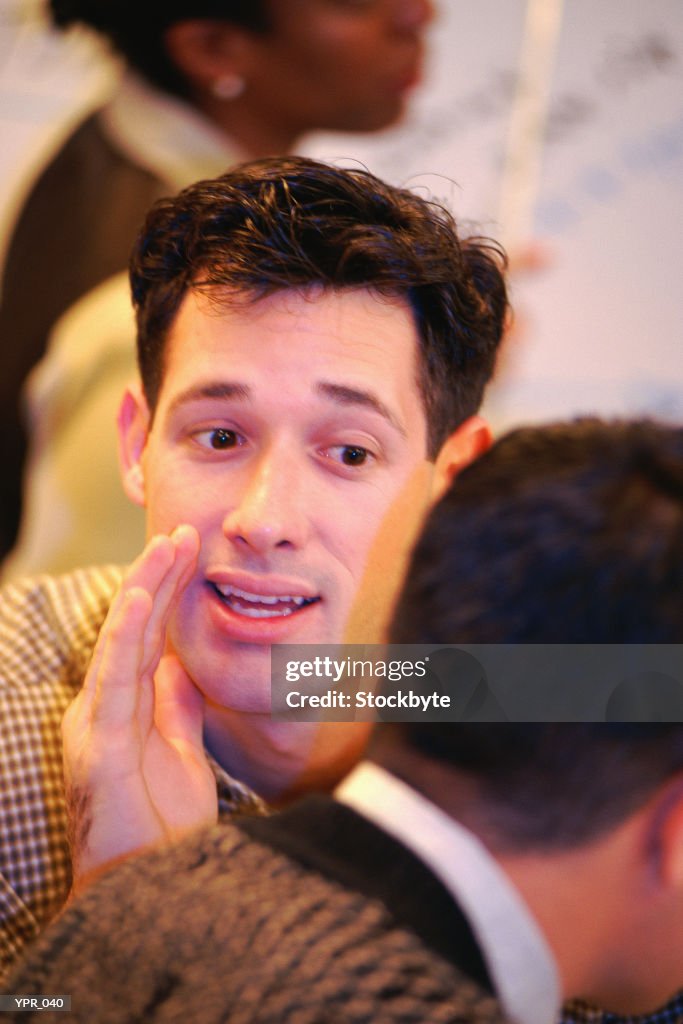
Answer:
[
  {"left": 183, "top": 646, "right": 273, "bottom": 716},
  {"left": 202, "top": 675, "right": 273, "bottom": 717}
]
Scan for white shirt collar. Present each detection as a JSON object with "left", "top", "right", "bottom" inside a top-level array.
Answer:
[
  {"left": 336, "top": 761, "right": 560, "bottom": 1024},
  {"left": 99, "top": 70, "right": 245, "bottom": 192}
]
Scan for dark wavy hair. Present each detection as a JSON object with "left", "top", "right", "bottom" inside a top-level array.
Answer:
[
  {"left": 129, "top": 156, "right": 508, "bottom": 458},
  {"left": 49, "top": 1, "right": 270, "bottom": 96}
]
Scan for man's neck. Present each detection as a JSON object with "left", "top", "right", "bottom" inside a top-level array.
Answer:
[
  {"left": 374, "top": 739, "right": 652, "bottom": 1013},
  {"left": 190, "top": 87, "right": 301, "bottom": 159},
  {"left": 498, "top": 815, "right": 646, "bottom": 1012},
  {"left": 203, "top": 704, "right": 369, "bottom": 804}
]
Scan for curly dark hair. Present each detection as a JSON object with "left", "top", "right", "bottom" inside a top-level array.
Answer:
[
  {"left": 49, "top": 1, "right": 270, "bottom": 96},
  {"left": 129, "top": 156, "right": 508, "bottom": 458}
]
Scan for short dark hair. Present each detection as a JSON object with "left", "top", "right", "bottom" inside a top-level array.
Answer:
[
  {"left": 49, "top": 1, "right": 270, "bottom": 96},
  {"left": 376, "top": 723, "right": 683, "bottom": 852},
  {"left": 381, "top": 419, "right": 683, "bottom": 851},
  {"left": 389, "top": 418, "right": 683, "bottom": 642},
  {"left": 129, "top": 156, "right": 508, "bottom": 458}
]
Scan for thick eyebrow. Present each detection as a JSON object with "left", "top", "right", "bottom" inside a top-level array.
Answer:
[
  {"left": 166, "top": 382, "right": 251, "bottom": 417},
  {"left": 316, "top": 381, "right": 407, "bottom": 438},
  {"left": 165, "top": 379, "right": 407, "bottom": 438}
]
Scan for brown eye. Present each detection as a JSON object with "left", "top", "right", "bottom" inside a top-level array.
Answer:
[
  {"left": 341, "top": 446, "right": 369, "bottom": 466},
  {"left": 209, "top": 429, "right": 238, "bottom": 449},
  {"left": 323, "top": 443, "right": 376, "bottom": 470}
]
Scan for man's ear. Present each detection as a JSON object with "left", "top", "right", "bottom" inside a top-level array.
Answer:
[
  {"left": 117, "top": 385, "right": 150, "bottom": 508},
  {"left": 650, "top": 775, "right": 683, "bottom": 889},
  {"left": 430, "top": 415, "right": 492, "bottom": 503},
  {"left": 163, "top": 19, "right": 252, "bottom": 91}
]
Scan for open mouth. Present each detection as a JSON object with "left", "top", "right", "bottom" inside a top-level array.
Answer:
[{"left": 211, "top": 582, "right": 320, "bottom": 619}]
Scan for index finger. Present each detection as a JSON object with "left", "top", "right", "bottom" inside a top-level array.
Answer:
[
  {"left": 138, "top": 525, "right": 200, "bottom": 677},
  {"left": 82, "top": 532, "right": 181, "bottom": 701}
]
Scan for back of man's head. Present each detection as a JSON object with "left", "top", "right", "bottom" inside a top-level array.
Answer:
[
  {"left": 390, "top": 417, "right": 683, "bottom": 643},
  {"left": 130, "top": 156, "right": 507, "bottom": 457},
  {"left": 374, "top": 722, "right": 683, "bottom": 854},
  {"left": 379, "top": 419, "right": 683, "bottom": 852}
]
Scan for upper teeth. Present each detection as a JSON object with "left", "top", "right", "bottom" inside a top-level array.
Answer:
[{"left": 214, "top": 584, "right": 307, "bottom": 606}]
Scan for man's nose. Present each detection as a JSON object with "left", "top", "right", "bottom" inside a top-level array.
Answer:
[{"left": 222, "top": 450, "right": 309, "bottom": 555}]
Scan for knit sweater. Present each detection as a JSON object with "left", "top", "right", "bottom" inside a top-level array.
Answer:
[{"left": 4, "top": 797, "right": 508, "bottom": 1024}]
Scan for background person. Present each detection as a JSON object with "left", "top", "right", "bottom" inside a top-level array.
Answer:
[{"left": 0, "top": 0, "right": 434, "bottom": 571}]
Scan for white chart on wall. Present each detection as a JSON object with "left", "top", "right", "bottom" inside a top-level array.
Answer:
[{"left": 308, "top": 0, "right": 683, "bottom": 432}]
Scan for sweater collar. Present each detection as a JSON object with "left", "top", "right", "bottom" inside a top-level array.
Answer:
[{"left": 238, "top": 792, "right": 494, "bottom": 995}]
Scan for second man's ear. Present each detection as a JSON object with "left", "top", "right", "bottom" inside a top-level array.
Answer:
[
  {"left": 117, "top": 385, "right": 151, "bottom": 508},
  {"left": 430, "top": 415, "right": 492, "bottom": 504}
]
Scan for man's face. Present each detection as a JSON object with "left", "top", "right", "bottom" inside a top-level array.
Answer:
[
  {"left": 238, "top": 0, "right": 435, "bottom": 135},
  {"left": 131, "top": 287, "right": 446, "bottom": 715}
]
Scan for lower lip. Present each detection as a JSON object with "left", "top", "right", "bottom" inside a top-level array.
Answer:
[{"left": 205, "top": 584, "right": 322, "bottom": 644}]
